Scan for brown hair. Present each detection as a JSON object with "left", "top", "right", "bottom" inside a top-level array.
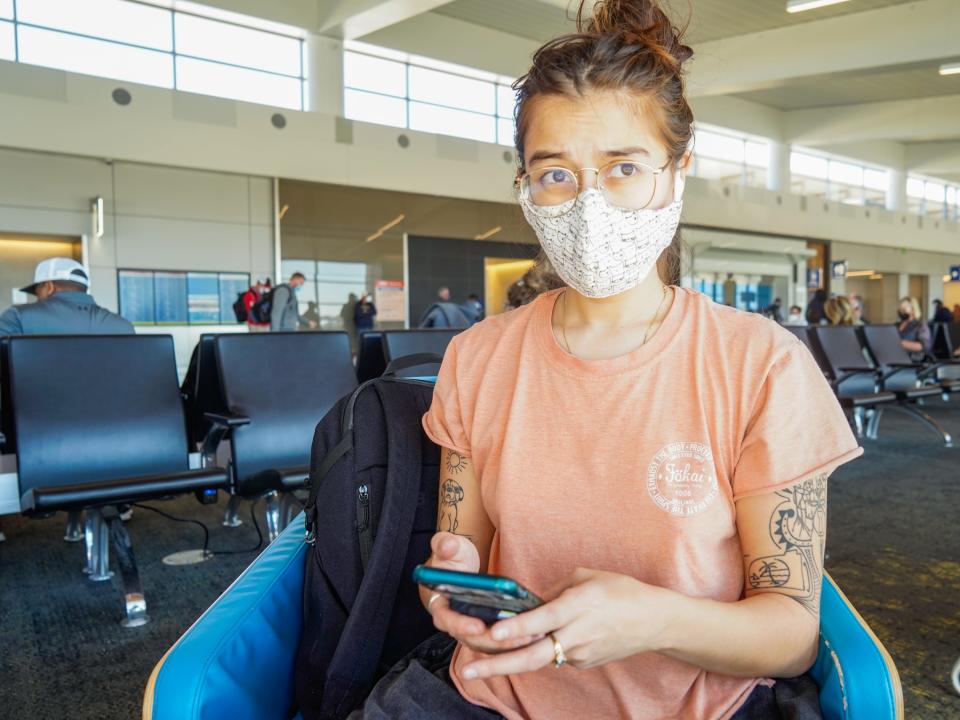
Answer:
[
  {"left": 506, "top": 258, "right": 567, "bottom": 309},
  {"left": 513, "top": 0, "right": 694, "bottom": 285}
]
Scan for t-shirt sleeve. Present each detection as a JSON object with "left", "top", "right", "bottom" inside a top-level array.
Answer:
[
  {"left": 422, "top": 338, "right": 471, "bottom": 457},
  {"left": 732, "top": 342, "right": 863, "bottom": 500}
]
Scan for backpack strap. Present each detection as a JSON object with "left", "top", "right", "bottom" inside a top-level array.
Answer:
[
  {"left": 383, "top": 353, "right": 443, "bottom": 377},
  {"left": 324, "top": 382, "right": 426, "bottom": 718}
]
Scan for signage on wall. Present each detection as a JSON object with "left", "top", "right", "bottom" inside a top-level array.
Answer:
[
  {"left": 375, "top": 279, "right": 406, "bottom": 322},
  {"left": 806, "top": 268, "right": 822, "bottom": 288},
  {"left": 831, "top": 260, "right": 848, "bottom": 279},
  {"left": 951, "top": 266, "right": 960, "bottom": 282}
]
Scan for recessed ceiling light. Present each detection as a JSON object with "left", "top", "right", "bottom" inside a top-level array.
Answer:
[
  {"left": 786, "top": 0, "right": 852, "bottom": 13},
  {"left": 940, "top": 63, "right": 960, "bottom": 76}
]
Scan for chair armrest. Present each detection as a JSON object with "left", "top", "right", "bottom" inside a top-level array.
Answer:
[
  {"left": 203, "top": 412, "right": 251, "bottom": 428},
  {"left": 812, "top": 573, "right": 903, "bottom": 720},
  {"left": 144, "top": 513, "right": 307, "bottom": 720},
  {"left": 838, "top": 367, "right": 879, "bottom": 374}
]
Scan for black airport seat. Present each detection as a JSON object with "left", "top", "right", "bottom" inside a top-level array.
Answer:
[
  {"left": 181, "top": 334, "right": 229, "bottom": 448},
  {"left": 381, "top": 329, "right": 461, "bottom": 377},
  {"left": 2, "top": 334, "right": 229, "bottom": 626},
  {"left": 210, "top": 332, "right": 358, "bottom": 537},
  {"left": 356, "top": 331, "right": 386, "bottom": 383},
  {"left": 860, "top": 324, "right": 958, "bottom": 400},
  {"left": 813, "top": 326, "right": 951, "bottom": 446}
]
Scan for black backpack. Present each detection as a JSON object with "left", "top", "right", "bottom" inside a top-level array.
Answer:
[
  {"left": 250, "top": 287, "right": 276, "bottom": 324},
  {"left": 295, "top": 355, "right": 444, "bottom": 720},
  {"left": 232, "top": 291, "right": 248, "bottom": 322}
]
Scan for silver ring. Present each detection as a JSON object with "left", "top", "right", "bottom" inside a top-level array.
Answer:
[
  {"left": 549, "top": 633, "right": 567, "bottom": 669},
  {"left": 427, "top": 593, "right": 442, "bottom": 611}
]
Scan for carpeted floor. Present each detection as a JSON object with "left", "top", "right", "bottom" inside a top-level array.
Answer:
[{"left": 1, "top": 402, "right": 959, "bottom": 719}]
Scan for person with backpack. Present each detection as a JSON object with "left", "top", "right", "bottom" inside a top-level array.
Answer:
[
  {"left": 341, "top": 2, "right": 860, "bottom": 719},
  {"left": 269, "top": 272, "right": 314, "bottom": 332},
  {"left": 240, "top": 276, "right": 270, "bottom": 332}
]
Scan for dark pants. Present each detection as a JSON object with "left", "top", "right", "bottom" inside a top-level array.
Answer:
[{"left": 349, "top": 634, "right": 823, "bottom": 720}]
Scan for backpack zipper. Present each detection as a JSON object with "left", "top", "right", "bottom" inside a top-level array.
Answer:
[{"left": 356, "top": 484, "right": 370, "bottom": 531}]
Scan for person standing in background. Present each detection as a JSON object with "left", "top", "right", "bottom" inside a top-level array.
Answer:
[
  {"left": 354, "top": 293, "right": 377, "bottom": 334},
  {"left": 897, "top": 296, "right": 931, "bottom": 359},
  {"left": 931, "top": 299, "right": 953, "bottom": 324},
  {"left": 805, "top": 288, "right": 827, "bottom": 326},
  {"left": 0, "top": 257, "right": 132, "bottom": 336},
  {"left": 270, "top": 272, "right": 314, "bottom": 332},
  {"left": 437, "top": 286, "right": 451, "bottom": 303},
  {"left": 242, "top": 276, "right": 271, "bottom": 332}
]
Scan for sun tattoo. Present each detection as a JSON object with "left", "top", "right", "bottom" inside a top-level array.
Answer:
[{"left": 445, "top": 451, "right": 468, "bottom": 475}]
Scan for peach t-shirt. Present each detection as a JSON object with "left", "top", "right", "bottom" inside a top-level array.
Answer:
[{"left": 422, "top": 287, "right": 862, "bottom": 720}]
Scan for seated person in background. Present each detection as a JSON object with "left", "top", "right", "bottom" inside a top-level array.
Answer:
[
  {"left": 419, "top": 287, "right": 480, "bottom": 328},
  {"left": 0, "top": 257, "right": 133, "bottom": 336},
  {"left": 505, "top": 260, "right": 565, "bottom": 311},
  {"left": 353, "top": 2, "right": 861, "bottom": 718},
  {"left": 783, "top": 305, "right": 806, "bottom": 325},
  {"left": 824, "top": 296, "right": 854, "bottom": 326},
  {"left": 848, "top": 294, "right": 868, "bottom": 325},
  {"left": 897, "top": 296, "right": 931, "bottom": 360}
]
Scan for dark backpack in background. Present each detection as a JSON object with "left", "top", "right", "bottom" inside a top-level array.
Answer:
[
  {"left": 250, "top": 287, "right": 276, "bottom": 324},
  {"left": 294, "top": 357, "right": 443, "bottom": 720},
  {"left": 232, "top": 291, "right": 248, "bottom": 322}
]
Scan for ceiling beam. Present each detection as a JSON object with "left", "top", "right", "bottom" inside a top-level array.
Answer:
[
  {"left": 906, "top": 142, "right": 960, "bottom": 175},
  {"left": 319, "top": 0, "right": 455, "bottom": 40},
  {"left": 687, "top": 0, "right": 960, "bottom": 97},
  {"left": 784, "top": 94, "right": 960, "bottom": 146}
]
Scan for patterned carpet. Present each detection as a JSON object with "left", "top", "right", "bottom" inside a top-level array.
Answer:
[{"left": 0, "top": 401, "right": 958, "bottom": 719}]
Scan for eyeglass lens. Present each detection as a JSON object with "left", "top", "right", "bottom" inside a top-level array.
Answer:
[{"left": 523, "top": 162, "right": 658, "bottom": 210}]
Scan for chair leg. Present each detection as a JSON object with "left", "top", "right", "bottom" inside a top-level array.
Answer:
[
  {"left": 64, "top": 510, "right": 83, "bottom": 542},
  {"left": 866, "top": 406, "right": 883, "bottom": 440},
  {"left": 852, "top": 407, "right": 865, "bottom": 438},
  {"left": 83, "top": 508, "right": 114, "bottom": 581},
  {"left": 888, "top": 404, "right": 954, "bottom": 447},
  {"left": 279, "top": 491, "right": 302, "bottom": 530},
  {"left": 263, "top": 491, "right": 281, "bottom": 542},
  {"left": 107, "top": 514, "right": 149, "bottom": 628},
  {"left": 222, "top": 494, "right": 244, "bottom": 528}
]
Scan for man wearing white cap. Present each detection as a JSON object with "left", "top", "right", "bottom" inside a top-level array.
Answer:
[{"left": 0, "top": 257, "right": 133, "bottom": 335}]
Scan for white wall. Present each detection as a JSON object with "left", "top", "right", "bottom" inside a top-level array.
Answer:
[{"left": 1, "top": 59, "right": 959, "bottom": 257}]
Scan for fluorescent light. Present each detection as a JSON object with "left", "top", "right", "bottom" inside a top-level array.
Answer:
[
  {"left": 278, "top": 204, "right": 290, "bottom": 221},
  {"left": 474, "top": 226, "right": 502, "bottom": 241},
  {"left": 366, "top": 214, "right": 405, "bottom": 242},
  {"left": 869, "top": 274, "right": 883, "bottom": 280},
  {"left": 845, "top": 270, "right": 875, "bottom": 277},
  {"left": 786, "top": 0, "right": 852, "bottom": 13},
  {"left": 940, "top": 63, "right": 960, "bottom": 76}
]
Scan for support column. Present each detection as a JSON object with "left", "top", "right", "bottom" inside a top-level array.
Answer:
[
  {"left": 767, "top": 140, "right": 791, "bottom": 193},
  {"left": 305, "top": 33, "right": 344, "bottom": 116},
  {"left": 886, "top": 169, "right": 907, "bottom": 212}
]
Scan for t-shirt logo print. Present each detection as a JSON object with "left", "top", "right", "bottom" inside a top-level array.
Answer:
[{"left": 646, "top": 442, "right": 719, "bottom": 517}]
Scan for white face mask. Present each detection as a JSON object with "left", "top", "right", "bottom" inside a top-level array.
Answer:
[{"left": 520, "top": 172, "right": 684, "bottom": 299}]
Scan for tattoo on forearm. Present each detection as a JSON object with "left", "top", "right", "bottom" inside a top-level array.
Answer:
[
  {"left": 438, "top": 478, "right": 464, "bottom": 532},
  {"left": 445, "top": 451, "right": 468, "bottom": 475},
  {"left": 747, "top": 473, "right": 827, "bottom": 617}
]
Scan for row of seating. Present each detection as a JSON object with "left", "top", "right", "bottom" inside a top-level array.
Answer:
[
  {"left": 785, "top": 323, "right": 960, "bottom": 446},
  {"left": 0, "top": 328, "right": 461, "bottom": 626},
  {"left": 928, "top": 322, "right": 960, "bottom": 361}
]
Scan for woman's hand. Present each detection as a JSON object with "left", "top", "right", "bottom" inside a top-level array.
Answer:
[
  {"left": 460, "top": 568, "right": 673, "bottom": 679},
  {"left": 423, "top": 532, "right": 544, "bottom": 655}
]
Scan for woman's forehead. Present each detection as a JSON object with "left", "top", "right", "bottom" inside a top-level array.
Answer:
[{"left": 523, "top": 91, "right": 663, "bottom": 157}]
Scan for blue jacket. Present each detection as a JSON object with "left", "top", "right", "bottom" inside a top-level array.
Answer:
[{"left": 0, "top": 292, "right": 134, "bottom": 335}]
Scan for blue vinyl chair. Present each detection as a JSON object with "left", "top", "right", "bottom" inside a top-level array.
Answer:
[{"left": 144, "top": 513, "right": 903, "bottom": 720}]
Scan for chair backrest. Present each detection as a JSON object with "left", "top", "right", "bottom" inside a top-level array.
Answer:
[
  {"left": 215, "top": 332, "right": 358, "bottom": 488},
  {"left": 356, "top": 331, "right": 386, "bottom": 384},
  {"left": 860, "top": 324, "right": 921, "bottom": 391},
  {"left": 381, "top": 329, "right": 460, "bottom": 376},
  {"left": 810, "top": 326, "right": 876, "bottom": 397},
  {"left": 783, "top": 326, "right": 829, "bottom": 372},
  {"left": 6, "top": 335, "right": 189, "bottom": 497},
  {"left": 930, "top": 322, "right": 951, "bottom": 359},
  {"left": 181, "top": 334, "right": 228, "bottom": 445},
  {"left": 0, "top": 339, "right": 14, "bottom": 453},
  {"left": 944, "top": 323, "right": 960, "bottom": 356}
]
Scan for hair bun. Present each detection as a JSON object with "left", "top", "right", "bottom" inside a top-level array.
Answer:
[{"left": 578, "top": 0, "right": 693, "bottom": 70}]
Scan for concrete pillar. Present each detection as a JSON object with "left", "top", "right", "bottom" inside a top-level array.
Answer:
[
  {"left": 897, "top": 273, "right": 910, "bottom": 302},
  {"left": 767, "top": 140, "right": 791, "bottom": 193},
  {"left": 305, "top": 33, "right": 344, "bottom": 116},
  {"left": 886, "top": 169, "right": 907, "bottom": 212}
]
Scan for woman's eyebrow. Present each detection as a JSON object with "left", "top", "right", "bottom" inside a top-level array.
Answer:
[
  {"left": 527, "top": 150, "right": 567, "bottom": 164},
  {"left": 603, "top": 146, "right": 651, "bottom": 158}
]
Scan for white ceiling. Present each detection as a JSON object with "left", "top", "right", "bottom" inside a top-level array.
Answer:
[{"left": 188, "top": 0, "right": 960, "bottom": 179}]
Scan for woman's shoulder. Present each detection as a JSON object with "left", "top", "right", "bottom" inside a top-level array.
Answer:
[{"left": 683, "top": 289, "right": 805, "bottom": 365}]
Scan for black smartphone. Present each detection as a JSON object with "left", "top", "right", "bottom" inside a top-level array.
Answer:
[{"left": 413, "top": 565, "right": 542, "bottom": 625}]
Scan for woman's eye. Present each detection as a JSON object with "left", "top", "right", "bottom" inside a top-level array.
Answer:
[
  {"left": 541, "top": 169, "right": 572, "bottom": 185},
  {"left": 610, "top": 162, "right": 639, "bottom": 178}
]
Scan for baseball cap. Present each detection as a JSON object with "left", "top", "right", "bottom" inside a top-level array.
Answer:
[{"left": 21, "top": 257, "right": 90, "bottom": 295}]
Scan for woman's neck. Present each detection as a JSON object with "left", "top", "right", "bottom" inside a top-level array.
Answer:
[{"left": 562, "top": 274, "right": 668, "bottom": 329}]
